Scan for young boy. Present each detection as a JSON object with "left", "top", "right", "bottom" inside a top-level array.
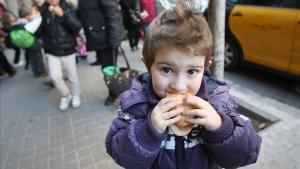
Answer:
[
  {"left": 18, "top": 6, "right": 47, "bottom": 77},
  {"left": 105, "top": 1, "right": 262, "bottom": 169},
  {"left": 38, "top": 0, "right": 82, "bottom": 111}
]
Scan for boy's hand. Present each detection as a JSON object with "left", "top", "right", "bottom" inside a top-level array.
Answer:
[
  {"left": 49, "top": 5, "right": 64, "bottom": 17},
  {"left": 151, "top": 98, "right": 183, "bottom": 134},
  {"left": 183, "top": 96, "right": 222, "bottom": 131}
]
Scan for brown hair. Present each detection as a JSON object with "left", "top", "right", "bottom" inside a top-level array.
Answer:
[
  {"left": 18, "top": 5, "right": 32, "bottom": 18},
  {"left": 142, "top": 0, "right": 213, "bottom": 70}
]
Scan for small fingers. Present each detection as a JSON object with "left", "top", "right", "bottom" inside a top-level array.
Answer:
[
  {"left": 158, "top": 98, "right": 182, "bottom": 112},
  {"left": 163, "top": 107, "right": 184, "bottom": 120},
  {"left": 182, "top": 109, "right": 206, "bottom": 118},
  {"left": 165, "top": 115, "right": 182, "bottom": 126},
  {"left": 187, "top": 117, "right": 206, "bottom": 125},
  {"left": 185, "top": 96, "right": 207, "bottom": 109}
]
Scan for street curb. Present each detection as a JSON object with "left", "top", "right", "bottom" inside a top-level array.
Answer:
[{"left": 227, "top": 81, "right": 300, "bottom": 122}]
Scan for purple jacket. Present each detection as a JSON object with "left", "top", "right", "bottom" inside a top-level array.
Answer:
[{"left": 105, "top": 73, "right": 262, "bottom": 169}]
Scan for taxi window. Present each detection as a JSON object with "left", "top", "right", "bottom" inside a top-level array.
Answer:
[{"left": 238, "top": 0, "right": 297, "bottom": 9}]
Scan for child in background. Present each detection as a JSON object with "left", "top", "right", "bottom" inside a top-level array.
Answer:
[
  {"left": 105, "top": 1, "right": 262, "bottom": 169},
  {"left": 38, "top": 0, "right": 82, "bottom": 111},
  {"left": 18, "top": 5, "right": 47, "bottom": 77}
]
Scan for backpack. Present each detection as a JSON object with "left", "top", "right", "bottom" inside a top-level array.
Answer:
[{"left": 9, "top": 29, "right": 35, "bottom": 48}]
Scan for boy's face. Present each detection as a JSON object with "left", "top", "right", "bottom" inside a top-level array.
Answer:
[
  {"left": 150, "top": 48, "right": 205, "bottom": 98},
  {"left": 46, "top": 0, "right": 59, "bottom": 6}
]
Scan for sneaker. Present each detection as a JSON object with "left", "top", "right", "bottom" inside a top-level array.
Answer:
[
  {"left": 72, "top": 96, "right": 81, "bottom": 108},
  {"left": 59, "top": 94, "right": 72, "bottom": 111}
]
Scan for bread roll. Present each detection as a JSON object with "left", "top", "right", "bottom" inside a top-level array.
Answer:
[{"left": 166, "top": 92, "right": 195, "bottom": 136}]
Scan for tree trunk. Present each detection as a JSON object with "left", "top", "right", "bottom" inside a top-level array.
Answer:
[{"left": 207, "top": 0, "right": 226, "bottom": 80}]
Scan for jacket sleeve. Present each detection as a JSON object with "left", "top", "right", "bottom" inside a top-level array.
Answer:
[
  {"left": 100, "top": 0, "right": 125, "bottom": 47},
  {"left": 62, "top": 7, "right": 82, "bottom": 33},
  {"left": 105, "top": 105, "right": 167, "bottom": 169},
  {"left": 202, "top": 85, "right": 262, "bottom": 169}
]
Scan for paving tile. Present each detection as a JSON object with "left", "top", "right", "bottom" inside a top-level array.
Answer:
[
  {"left": 64, "top": 151, "right": 78, "bottom": 163},
  {"left": 79, "top": 156, "right": 94, "bottom": 169},
  {"left": 65, "top": 161, "right": 79, "bottom": 169}
]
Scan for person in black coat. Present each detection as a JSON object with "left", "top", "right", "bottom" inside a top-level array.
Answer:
[
  {"left": 38, "top": 0, "right": 83, "bottom": 111},
  {"left": 78, "top": 0, "right": 126, "bottom": 105},
  {"left": 120, "top": 0, "right": 141, "bottom": 51}
]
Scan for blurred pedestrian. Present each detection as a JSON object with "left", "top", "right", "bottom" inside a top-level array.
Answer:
[
  {"left": 16, "top": 5, "right": 47, "bottom": 77},
  {"left": 78, "top": 0, "right": 125, "bottom": 105},
  {"left": 120, "top": 0, "right": 141, "bottom": 51},
  {"left": 139, "top": 0, "right": 156, "bottom": 33},
  {"left": 38, "top": 0, "right": 82, "bottom": 111},
  {"left": 0, "top": 1, "right": 16, "bottom": 77},
  {"left": 1, "top": 7, "right": 22, "bottom": 67}
]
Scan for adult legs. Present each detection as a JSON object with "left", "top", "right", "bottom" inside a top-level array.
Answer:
[
  {"left": 100, "top": 46, "right": 118, "bottom": 105},
  {"left": 0, "top": 51, "right": 16, "bottom": 76},
  {"left": 90, "top": 50, "right": 102, "bottom": 66},
  {"left": 12, "top": 47, "right": 21, "bottom": 64},
  {"left": 127, "top": 29, "right": 135, "bottom": 50},
  {"left": 28, "top": 43, "right": 47, "bottom": 77},
  {"left": 133, "top": 26, "right": 140, "bottom": 49}
]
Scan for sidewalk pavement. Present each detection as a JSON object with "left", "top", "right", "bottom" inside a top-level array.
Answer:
[{"left": 1, "top": 41, "right": 300, "bottom": 169}]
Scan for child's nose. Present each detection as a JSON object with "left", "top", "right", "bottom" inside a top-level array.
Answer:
[{"left": 170, "top": 77, "right": 187, "bottom": 93}]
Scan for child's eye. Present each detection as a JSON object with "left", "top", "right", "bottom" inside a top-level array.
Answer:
[
  {"left": 187, "top": 69, "right": 199, "bottom": 75},
  {"left": 161, "top": 67, "right": 173, "bottom": 74}
]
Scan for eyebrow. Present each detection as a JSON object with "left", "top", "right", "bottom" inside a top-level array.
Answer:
[
  {"left": 189, "top": 65, "right": 204, "bottom": 68},
  {"left": 156, "top": 62, "right": 173, "bottom": 66},
  {"left": 156, "top": 62, "right": 204, "bottom": 69}
]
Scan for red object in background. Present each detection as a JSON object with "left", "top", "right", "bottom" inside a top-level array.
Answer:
[
  {"left": 139, "top": 0, "right": 157, "bottom": 24},
  {"left": 139, "top": 29, "right": 145, "bottom": 40}
]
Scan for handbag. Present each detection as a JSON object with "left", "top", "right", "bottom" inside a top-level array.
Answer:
[{"left": 103, "top": 46, "right": 139, "bottom": 97}]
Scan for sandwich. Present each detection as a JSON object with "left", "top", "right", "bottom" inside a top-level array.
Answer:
[{"left": 166, "top": 92, "right": 195, "bottom": 136}]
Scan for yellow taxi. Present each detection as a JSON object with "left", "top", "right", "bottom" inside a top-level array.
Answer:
[{"left": 225, "top": 0, "right": 300, "bottom": 79}]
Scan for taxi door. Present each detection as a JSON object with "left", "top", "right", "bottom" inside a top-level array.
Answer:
[
  {"left": 229, "top": 3, "right": 297, "bottom": 72},
  {"left": 290, "top": 11, "right": 300, "bottom": 77}
]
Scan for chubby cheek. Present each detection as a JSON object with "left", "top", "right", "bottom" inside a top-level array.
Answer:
[
  {"left": 189, "top": 80, "right": 202, "bottom": 95},
  {"left": 188, "top": 73, "right": 204, "bottom": 95},
  {"left": 151, "top": 74, "right": 168, "bottom": 98}
]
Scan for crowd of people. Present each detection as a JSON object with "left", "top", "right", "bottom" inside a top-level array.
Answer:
[{"left": 0, "top": 0, "right": 157, "bottom": 110}]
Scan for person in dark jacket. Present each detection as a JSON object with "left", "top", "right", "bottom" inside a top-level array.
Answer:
[
  {"left": 78, "top": 0, "right": 125, "bottom": 105},
  {"left": 0, "top": 2, "right": 16, "bottom": 77},
  {"left": 120, "top": 0, "right": 141, "bottom": 51},
  {"left": 39, "top": 0, "right": 82, "bottom": 111},
  {"left": 105, "top": 1, "right": 262, "bottom": 169}
]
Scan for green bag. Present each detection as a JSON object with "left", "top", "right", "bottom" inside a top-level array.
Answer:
[{"left": 9, "top": 29, "right": 35, "bottom": 48}]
